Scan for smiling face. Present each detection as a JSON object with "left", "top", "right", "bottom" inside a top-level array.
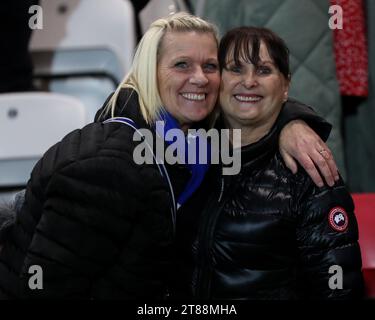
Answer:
[
  {"left": 157, "top": 31, "right": 220, "bottom": 130},
  {"left": 219, "top": 41, "right": 290, "bottom": 131}
]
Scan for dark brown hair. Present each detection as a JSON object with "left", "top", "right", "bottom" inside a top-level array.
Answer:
[{"left": 218, "top": 26, "right": 290, "bottom": 79}]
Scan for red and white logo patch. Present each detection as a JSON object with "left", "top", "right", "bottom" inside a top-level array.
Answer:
[{"left": 328, "top": 207, "right": 349, "bottom": 232}]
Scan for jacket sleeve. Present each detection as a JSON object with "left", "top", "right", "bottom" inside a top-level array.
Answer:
[
  {"left": 17, "top": 126, "right": 150, "bottom": 298},
  {"left": 277, "top": 98, "right": 332, "bottom": 142},
  {"left": 296, "top": 177, "right": 364, "bottom": 299}
]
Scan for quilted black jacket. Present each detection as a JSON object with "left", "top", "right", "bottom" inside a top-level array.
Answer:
[
  {"left": 0, "top": 91, "right": 343, "bottom": 299},
  {"left": 175, "top": 111, "right": 364, "bottom": 300},
  {"left": 0, "top": 89, "right": 187, "bottom": 299}
]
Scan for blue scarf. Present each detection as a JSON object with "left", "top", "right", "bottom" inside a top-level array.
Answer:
[{"left": 155, "top": 111, "right": 211, "bottom": 208}]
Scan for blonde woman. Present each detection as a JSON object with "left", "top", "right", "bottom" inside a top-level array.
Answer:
[{"left": 0, "top": 13, "right": 337, "bottom": 299}]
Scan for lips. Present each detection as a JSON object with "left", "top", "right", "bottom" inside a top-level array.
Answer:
[
  {"left": 234, "top": 94, "right": 263, "bottom": 102},
  {"left": 181, "top": 93, "right": 206, "bottom": 101}
]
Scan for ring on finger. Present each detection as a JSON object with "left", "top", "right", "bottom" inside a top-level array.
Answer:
[
  {"left": 318, "top": 148, "right": 330, "bottom": 159},
  {"left": 318, "top": 148, "right": 326, "bottom": 155}
]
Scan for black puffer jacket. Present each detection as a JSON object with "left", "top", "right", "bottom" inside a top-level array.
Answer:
[
  {"left": 0, "top": 89, "right": 189, "bottom": 299},
  {"left": 176, "top": 108, "right": 364, "bottom": 300}
]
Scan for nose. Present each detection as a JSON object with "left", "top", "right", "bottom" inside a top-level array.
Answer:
[
  {"left": 242, "top": 70, "right": 258, "bottom": 88},
  {"left": 189, "top": 67, "right": 209, "bottom": 86}
]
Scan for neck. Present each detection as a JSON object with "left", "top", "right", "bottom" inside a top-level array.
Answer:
[
  {"left": 160, "top": 111, "right": 191, "bottom": 134},
  {"left": 225, "top": 118, "right": 278, "bottom": 148},
  {"left": 180, "top": 123, "right": 190, "bottom": 134}
]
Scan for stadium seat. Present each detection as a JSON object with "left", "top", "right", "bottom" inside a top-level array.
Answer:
[
  {"left": 0, "top": 92, "right": 86, "bottom": 203},
  {"left": 30, "top": 0, "right": 136, "bottom": 121},
  {"left": 352, "top": 193, "right": 375, "bottom": 299}
]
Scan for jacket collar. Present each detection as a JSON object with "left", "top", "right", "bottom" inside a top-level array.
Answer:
[
  {"left": 216, "top": 109, "right": 281, "bottom": 174},
  {"left": 240, "top": 123, "right": 279, "bottom": 172},
  {"left": 95, "top": 88, "right": 151, "bottom": 130}
]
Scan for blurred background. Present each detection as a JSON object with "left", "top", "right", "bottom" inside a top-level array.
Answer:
[{"left": 0, "top": 0, "right": 373, "bottom": 298}]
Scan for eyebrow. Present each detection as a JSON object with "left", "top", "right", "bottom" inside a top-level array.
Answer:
[
  {"left": 258, "top": 60, "right": 275, "bottom": 66},
  {"left": 225, "top": 59, "right": 276, "bottom": 67},
  {"left": 172, "top": 56, "right": 218, "bottom": 61},
  {"left": 206, "top": 58, "right": 219, "bottom": 63}
]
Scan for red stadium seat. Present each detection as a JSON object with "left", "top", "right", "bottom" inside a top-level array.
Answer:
[{"left": 352, "top": 193, "right": 375, "bottom": 299}]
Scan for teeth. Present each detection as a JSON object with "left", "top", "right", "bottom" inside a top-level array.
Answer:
[
  {"left": 235, "top": 95, "right": 262, "bottom": 102},
  {"left": 182, "top": 93, "right": 205, "bottom": 101}
]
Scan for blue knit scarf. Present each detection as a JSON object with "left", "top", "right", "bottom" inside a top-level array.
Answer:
[{"left": 155, "top": 111, "right": 211, "bottom": 208}]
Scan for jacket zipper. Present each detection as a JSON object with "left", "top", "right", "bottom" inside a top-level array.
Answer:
[{"left": 196, "top": 176, "right": 226, "bottom": 298}]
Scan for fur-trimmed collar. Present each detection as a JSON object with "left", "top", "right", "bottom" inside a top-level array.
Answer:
[{"left": 0, "top": 190, "right": 24, "bottom": 243}]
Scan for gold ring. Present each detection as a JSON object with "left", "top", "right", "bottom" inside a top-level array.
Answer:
[{"left": 318, "top": 149, "right": 326, "bottom": 154}]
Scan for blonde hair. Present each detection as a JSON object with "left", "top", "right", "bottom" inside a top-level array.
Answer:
[{"left": 101, "top": 12, "right": 219, "bottom": 124}]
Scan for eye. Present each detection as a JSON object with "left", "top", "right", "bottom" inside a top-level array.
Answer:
[
  {"left": 203, "top": 63, "right": 218, "bottom": 72},
  {"left": 256, "top": 65, "right": 272, "bottom": 75},
  {"left": 226, "top": 64, "right": 242, "bottom": 74},
  {"left": 174, "top": 61, "right": 188, "bottom": 69}
]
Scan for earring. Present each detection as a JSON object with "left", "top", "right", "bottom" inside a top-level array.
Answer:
[{"left": 284, "top": 92, "right": 288, "bottom": 102}]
